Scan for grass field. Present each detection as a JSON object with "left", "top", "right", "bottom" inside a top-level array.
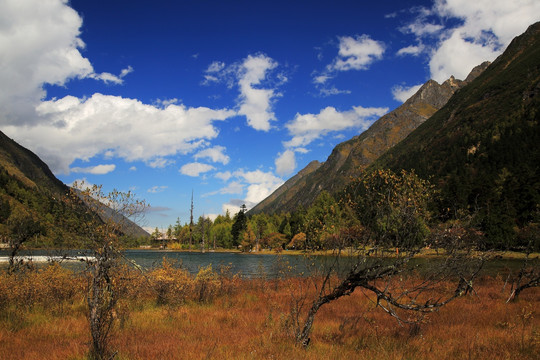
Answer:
[{"left": 0, "top": 262, "right": 538, "bottom": 359}]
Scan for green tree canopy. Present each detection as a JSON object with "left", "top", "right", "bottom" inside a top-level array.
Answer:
[{"left": 343, "top": 169, "right": 433, "bottom": 249}]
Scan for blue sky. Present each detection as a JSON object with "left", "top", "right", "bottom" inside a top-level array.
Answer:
[{"left": 1, "top": 0, "right": 539, "bottom": 231}]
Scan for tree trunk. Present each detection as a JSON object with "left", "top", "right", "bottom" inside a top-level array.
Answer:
[
  {"left": 88, "top": 251, "right": 116, "bottom": 360},
  {"left": 297, "top": 299, "right": 326, "bottom": 347}
]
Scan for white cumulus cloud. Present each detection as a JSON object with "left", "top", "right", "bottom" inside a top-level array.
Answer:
[
  {"left": 236, "top": 54, "right": 281, "bottom": 131},
  {"left": 219, "top": 169, "right": 284, "bottom": 212},
  {"left": 0, "top": 0, "right": 237, "bottom": 175},
  {"left": 399, "top": 0, "right": 540, "bottom": 83},
  {"left": 203, "top": 54, "right": 285, "bottom": 131},
  {"left": 71, "top": 164, "right": 116, "bottom": 175},
  {"left": 6, "top": 94, "right": 235, "bottom": 174},
  {"left": 397, "top": 44, "right": 424, "bottom": 56},
  {"left": 275, "top": 149, "right": 297, "bottom": 177},
  {"left": 391, "top": 84, "right": 423, "bottom": 103},
  {"left": 313, "top": 34, "right": 385, "bottom": 94},
  {"left": 194, "top": 145, "right": 230, "bottom": 164},
  {"left": 179, "top": 162, "right": 216, "bottom": 177},
  {"left": 329, "top": 35, "right": 386, "bottom": 72},
  {"left": 283, "top": 105, "right": 388, "bottom": 149},
  {"left": 215, "top": 171, "right": 232, "bottom": 182},
  {"left": 89, "top": 66, "right": 134, "bottom": 84},
  {"left": 429, "top": 31, "right": 499, "bottom": 82},
  {"left": 0, "top": 0, "right": 134, "bottom": 126}
]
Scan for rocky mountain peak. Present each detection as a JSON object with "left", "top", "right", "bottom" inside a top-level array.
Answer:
[
  {"left": 249, "top": 60, "right": 492, "bottom": 215},
  {"left": 465, "top": 61, "right": 491, "bottom": 83}
]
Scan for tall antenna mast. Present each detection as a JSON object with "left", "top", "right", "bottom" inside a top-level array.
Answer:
[{"left": 189, "top": 189, "right": 194, "bottom": 250}]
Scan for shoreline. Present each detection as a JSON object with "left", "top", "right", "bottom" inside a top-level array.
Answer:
[{"left": 2, "top": 246, "right": 537, "bottom": 260}]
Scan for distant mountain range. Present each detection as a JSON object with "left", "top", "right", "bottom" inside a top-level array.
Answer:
[
  {"left": 252, "top": 21, "right": 540, "bottom": 247},
  {"left": 0, "top": 130, "right": 149, "bottom": 247},
  {"left": 250, "top": 62, "right": 490, "bottom": 215}
]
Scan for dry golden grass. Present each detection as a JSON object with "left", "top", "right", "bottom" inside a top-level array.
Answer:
[{"left": 0, "top": 265, "right": 538, "bottom": 359}]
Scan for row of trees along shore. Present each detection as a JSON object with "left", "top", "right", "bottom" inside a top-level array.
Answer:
[
  {"left": 157, "top": 171, "right": 539, "bottom": 255},
  {"left": 1, "top": 169, "right": 538, "bottom": 359}
]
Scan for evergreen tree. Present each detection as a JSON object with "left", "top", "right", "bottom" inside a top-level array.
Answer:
[{"left": 231, "top": 204, "right": 247, "bottom": 246}]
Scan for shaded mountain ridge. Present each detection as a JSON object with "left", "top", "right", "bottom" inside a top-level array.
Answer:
[
  {"left": 0, "top": 130, "right": 149, "bottom": 246},
  {"left": 372, "top": 21, "right": 540, "bottom": 246},
  {"left": 250, "top": 62, "right": 490, "bottom": 214}
]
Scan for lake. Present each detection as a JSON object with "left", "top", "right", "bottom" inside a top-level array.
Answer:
[
  {"left": 0, "top": 249, "right": 319, "bottom": 277},
  {"left": 0, "top": 249, "right": 528, "bottom": 278}
]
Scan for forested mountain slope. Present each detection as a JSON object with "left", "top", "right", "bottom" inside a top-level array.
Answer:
[
  {"left": 373, "top": 22, "right": 540, "bottom": 247},
  {"left": 0, "top": 130, "right": 148, "bottom": 247}
]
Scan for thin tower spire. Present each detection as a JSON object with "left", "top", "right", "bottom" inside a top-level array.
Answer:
[{"left": 189, "top": 190, "right": 194, "bottom": 250}]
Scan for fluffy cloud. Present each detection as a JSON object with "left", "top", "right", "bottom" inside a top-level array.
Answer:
[
  {"left": 429, "top": 31, "right": 499, "bottom": 82},
  {"left": 71, "top": 164, "right": 116, "bottom": 175},
  {"left": 215, "top": 171, "right": 232, "bottom": 182},
  {"left": 399, "top": 0, "right": 540, "bottom": 82},
  {"left": 283, "top": 105, "right": 388, "bottom": 149},
  {"left": 219, "top": 169, "right": 284, "bottom": 212},
  {"left": 236, "top": 54, "right": 281, "bottom": 131},
  {"left": 219, "top": 181, "right": 244, "bottom": 195},
  {"left": 202, "top": 61, "right": 226, "bottom": 84},
  {"left": 391, "top": 84, "right": 423, "bottom": 103},
  {"left": 0, "top": 0, "right": 90, "bottom": 125},
  {"left": 329, "top": 35, "right": 386, "bottom": 72},
  {"left": 194, "top": 145, "right": 230, "bottom": 164},
  {"left": 179, "top": 162, "right": 216, "bottom": 177},
  {"left": 204, "top": 181, "right": 244, "bottom": 197},
  {"left": 89, "top": 66, "right": 134, "bottom": 84},
  {"left": 402, "top": 21, "right": 444, "bottom": 37},
  {"left": 4, "top": 94, "right": 235, "bottom": 174},
  {"left": 203, "top": 54, "right": 284, "bottom": 131},
  {"left": 314, "top": 35, "right": 385, "bottom": 87},
  {"left": 0, "top": 0, "right": 238, "bottom": 175},
  {"left": 397, "top": 44, "right": 424, "bottom": 56},
  {"left": 0, "top": 0, "right": 133, "bottom": 125},
  {"left": 275, "top": 149, "right": 297, "bottom": 177}
]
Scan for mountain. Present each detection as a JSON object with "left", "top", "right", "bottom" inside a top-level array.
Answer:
[
  {"left": 372, "top": 22, "right": 540, "bottom": 247},
  {"left": 250, "top": 62, "right": 490, "bottom": 215},
  {"left": 251, "top": 160, "right": 321, "bottom": 214},
  {"left": 72, "top": 187, "right": 150, "bottom": 239},
  {"left": 0, "top": 130, "right": 149, "bottom": 247},
  {"left": 0, "top": 130, "right": 68, "bottom": 195}
]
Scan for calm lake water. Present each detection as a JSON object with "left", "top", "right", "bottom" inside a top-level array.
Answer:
[
  {"left": 0, "top": 249, "right": 317, "bottom": 277},
  {"left": 0, "top": 248, "right": 528, "bottom": 278}
]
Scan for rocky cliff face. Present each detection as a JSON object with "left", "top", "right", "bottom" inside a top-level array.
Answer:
[{"left": 249, "top": 62, "right": 490, "bottom": 215}]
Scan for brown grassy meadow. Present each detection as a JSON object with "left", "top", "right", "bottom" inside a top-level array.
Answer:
[{"left": 0, "top": 262, "right": 538, "bottom": 360}]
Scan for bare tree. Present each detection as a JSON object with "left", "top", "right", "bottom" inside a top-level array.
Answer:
[
  {"left": 294, "top": 244, "right": 484, "bottom": 346},
  {"left": 506, "top": 222, "right": 539, "bottom": 302},
  {"left": 291, "top": 169, "right": 485, "bottom": 347},
  {"left": 507, "top": 255, "right": 540, "bottom": 302},
  {"left": 72, "top": 182, "right": 147, "bottom": 360}
]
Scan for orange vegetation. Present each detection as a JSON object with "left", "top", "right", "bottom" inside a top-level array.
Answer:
[{"left": 0, "top": 263, "right": 538, "bottom": 359}]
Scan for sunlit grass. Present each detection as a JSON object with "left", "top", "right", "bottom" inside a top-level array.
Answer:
[{"left": 0, "top": 264, "right": 538, "bottom": 359}]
